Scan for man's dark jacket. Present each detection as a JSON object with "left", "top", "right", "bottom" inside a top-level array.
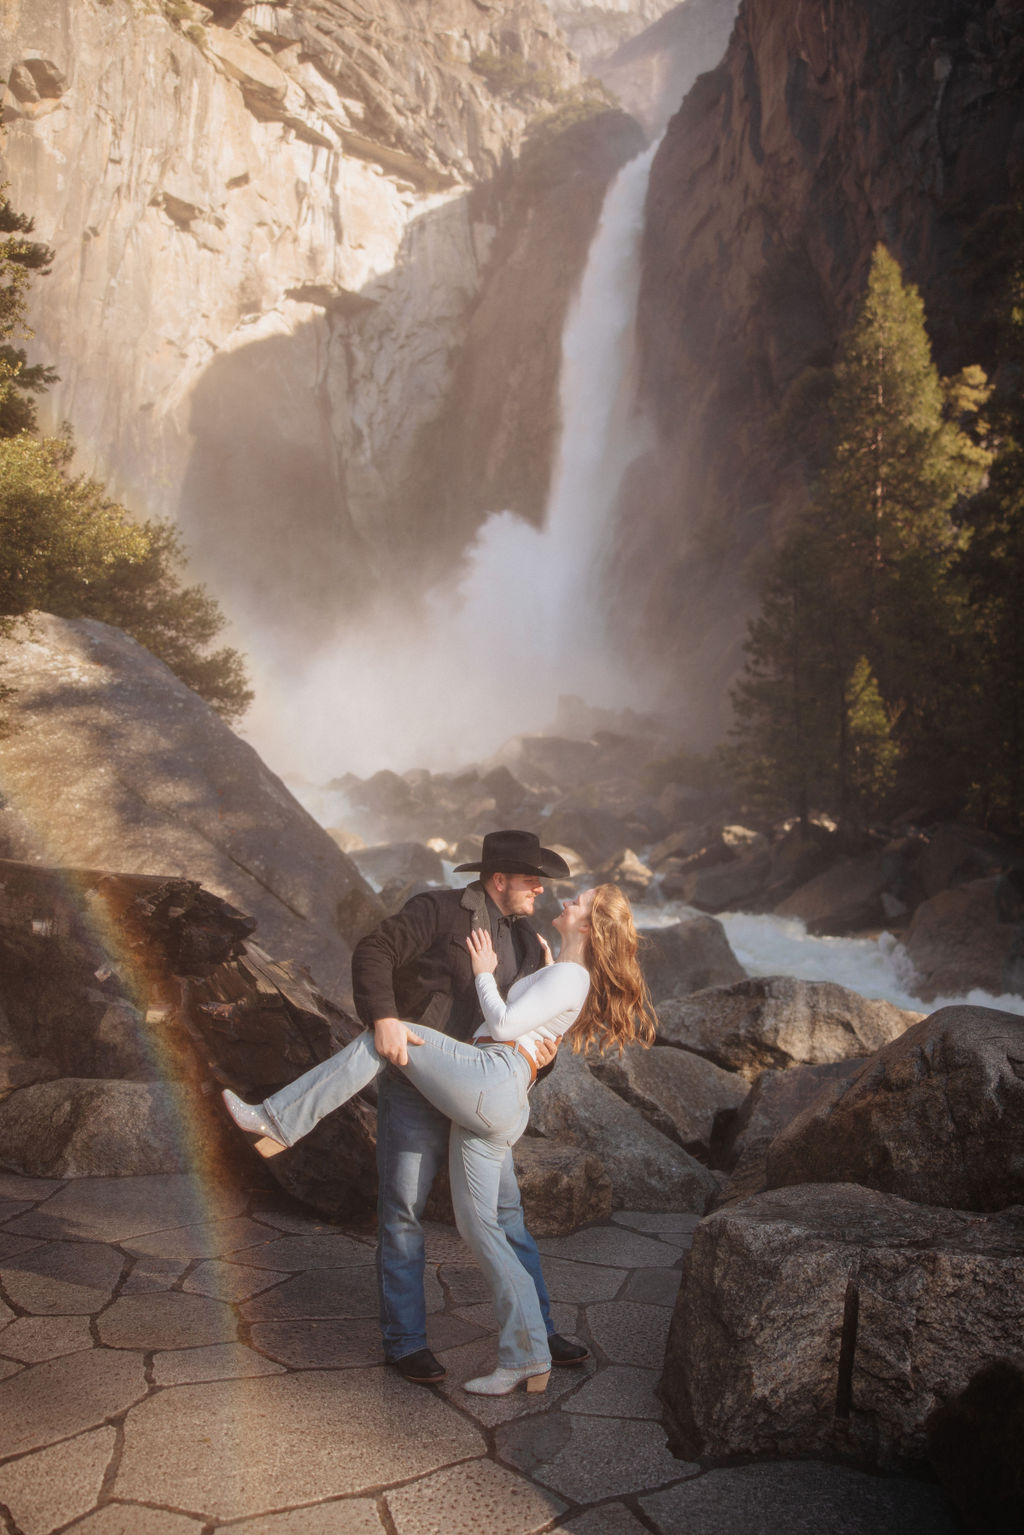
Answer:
[{"left": 352, "top": 881, "right": 544, "bottom": 1042}]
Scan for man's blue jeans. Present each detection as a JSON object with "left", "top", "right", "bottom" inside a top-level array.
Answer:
[{"left": 375, "top": 1067, "right": 555, "bottom": 1362}]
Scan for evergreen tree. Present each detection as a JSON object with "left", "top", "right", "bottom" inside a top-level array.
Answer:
[
  {"left": 0, "top": 190, "right": 57, "bottom": 437},
  {"left": 727, "top": 527, "right": 842, "bottom": 827},
  {"left": 957, "top": 227, "right": 1024, "bottom": 830},
  {"left": 816, "top": 245, "right": 985, "bottom": 766},
  {"left": 730, "top": 245, "right": 989, "bottom": 827},
  {"left": 0, "top": 180, "right": 251, "bottom": 721},
  {"left": 0, "top": 433, "right": 252, "bottom": 720}
]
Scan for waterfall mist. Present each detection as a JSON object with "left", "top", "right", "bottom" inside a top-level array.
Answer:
[{"left": 242, "top": 139, "right": 662, "bottom": 784}]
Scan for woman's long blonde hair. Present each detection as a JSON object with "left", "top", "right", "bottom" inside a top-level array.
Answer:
[{"left": 565, "top": 884, "right": 657, "bottom": 1055}]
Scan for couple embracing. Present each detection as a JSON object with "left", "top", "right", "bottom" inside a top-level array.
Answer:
[{"left": 224, "top": 828, "right": 655, "bottom": 1396}]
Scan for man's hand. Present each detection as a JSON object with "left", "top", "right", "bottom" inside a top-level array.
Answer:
[
  {"left": 533, "top": 1035, "right": 559, "bottom": 1070},
  {"left": 537, "top": 934, "right": 554, "bottom": 967},
  {"left": 374, "top": 1017, "right": 424, "bottom": 1066}
]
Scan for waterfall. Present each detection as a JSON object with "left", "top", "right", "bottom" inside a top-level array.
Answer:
[{"left": 243, "top": 138, "right": 662, "bottom": 783}]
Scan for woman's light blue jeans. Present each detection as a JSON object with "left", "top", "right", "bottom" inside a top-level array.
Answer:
[{"left": 262, "top": 1028, "right": 550, "bottom": 1370}]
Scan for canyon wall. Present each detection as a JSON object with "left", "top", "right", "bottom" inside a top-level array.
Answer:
[
  {"left": 0, "top": 0, "right": 586, "bottom": 648},
  {"left": 628, "top": 0, "right": 1024, "bottom": 739}
]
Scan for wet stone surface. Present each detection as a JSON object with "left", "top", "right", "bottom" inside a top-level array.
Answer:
[{"left": 0, "top": 1173, "right": 958, "bottom": 1533}]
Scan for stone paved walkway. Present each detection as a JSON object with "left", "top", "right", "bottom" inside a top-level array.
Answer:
[{"left": 0, "top": 1172, "right": 956, "bottom": 1534}]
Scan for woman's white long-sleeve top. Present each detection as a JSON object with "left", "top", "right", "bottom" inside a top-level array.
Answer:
[{"left": 472, "top": 962, "right": 590, "bottom": 1065}]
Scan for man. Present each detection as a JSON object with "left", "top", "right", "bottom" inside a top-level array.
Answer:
[{"left": 352, "top": 827, "right": 591, "bottom": 1384}]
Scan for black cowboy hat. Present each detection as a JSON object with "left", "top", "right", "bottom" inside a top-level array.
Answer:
[{"left": 454, "top": 829, "right": 570, "bottom": 879}]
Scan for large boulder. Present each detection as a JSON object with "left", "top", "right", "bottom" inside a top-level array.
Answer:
[
  {"left": 348, "top": 840, "right": 446, "bottom": 891},
  {"left": 640, "top": 916, "right": 746, "bottom": 999},
  {"left": 528, "top": 1047, "right": 721, "bottom": 1212},
  {"left": 512, "top": 1139, "right": 612, "bottom": 1236},
  {"left": 425, "top": 1136, "right": 613, "bottom": 1237},
  {"left": 765, "top": 1006, "right": 1024, "bottom": 1212},
  {"left": 0, "top": 1079, "right": 187, "bottom": 1177},
  {"left": 900, "top": 878, "right": 1024, "bottom": 1001},
  {"left": 590, "top": 1043, "right": 748, "bottom": 1161},
  {"left": 657, "top": 977, "right": 919, "bottom": 1081},
  {"left": 661, "top": 1183, "right": 1024, "bottom": 1466},
  {"left": 917, "top": 822, "right": 1021, "bottom": 900},
  {"left": 716, "top": 1058, "right": 864, "bottom": 1202},
  {"left": 773, "top": 843, "right": 914, "bottom": 934},
  {"left": 0, "top": 616, "right": 381, "bottom": 1003}
]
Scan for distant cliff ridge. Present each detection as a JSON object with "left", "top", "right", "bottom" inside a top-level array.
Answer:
[{"left": 629, "top": 0, "right": 1024, "bottom": 737}]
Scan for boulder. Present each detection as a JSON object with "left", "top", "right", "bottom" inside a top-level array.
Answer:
[
  {"left": 640, "top": 916, "right": 746, "bottom": 999},
  {"left": 647, "top": 824, "right": 711, "bottom": 868},
  {"left": 917, "top": 823, "right": 1020, "bottom": 900},
  {"left": 925, "top": 1359, "right": 1024, "bottom": 1535},
  {"left": 0, "top": 616, "right": 380, "bottom": 1004},
  {"left": 774, "top": 843, "right": 914, "bottom": 934},
  {"left": 540, "top": 804, "right": 632, "bottom": 868},
  {"left": 661, "top": 1183, "right": 1024, "bottom": 1466},
  {"left": 0, "top": 1079, "right": 188, "bottom": 1177},
  {"left": 590, "top": 1043, "right": 748, "bottom": 1161},
  {"left": 528, "top": 1047, "right": 721, "bottom": 1213},
  {"left": 765, "top": 1006, "right": 1024, "bottom": 1212},
  {"left": 716, "top": 1059, "right": 863, "bottom": 1202},
  {"left": 593, "top": 847, "right": 655, "bottom": 900},
  {"left": 657, "top": 977, "right": 919, "bottom": 1081},
  {"left": 900, "top": 878, "right": 1024, "bottom": 1000},
  {"left": 349, "top": 840, "right": 446, "bottom": 891},
  {"left": 513, "top": 1138, "right": 612, "bottom": 1235},
  {"left": 761, "top": 822, "right": 839, "bottom": 902},
  {"left": 684, "top": 850, "right": 773, "bottom": 912}
]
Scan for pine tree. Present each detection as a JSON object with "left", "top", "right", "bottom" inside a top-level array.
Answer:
[
  {"left": 957, "top": 224, "right": 1024, "bottom": 830},
  {"left": 0, "top": 190, "right": 57, "bottom": 437},
  {"left": 817, "top": 245, "right": 985, "bottom": 757},
  {"left": 0, "top": 180, "right": 251, "bottom": 721},
  {"left": 729, "top": 245, "right": 989, "bottom": 827}
]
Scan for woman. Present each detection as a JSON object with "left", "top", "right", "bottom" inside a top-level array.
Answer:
[{"left": 223, "top": 884, "right": 656, "bottom": 1395}]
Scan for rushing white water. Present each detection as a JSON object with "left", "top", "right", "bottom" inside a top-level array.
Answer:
[
  {"left": 632, "top": 902, "right": 1024, "bottom": 1018},
  {"left": 243, "top": 139, "right": 662, "bottom": 781}
]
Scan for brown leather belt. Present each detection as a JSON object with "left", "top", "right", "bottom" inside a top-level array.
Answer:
[{"left": 475, "top": 1036, "right": 537, "bottom": 1086}]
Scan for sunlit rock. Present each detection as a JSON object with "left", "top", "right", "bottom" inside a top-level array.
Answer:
[
  {"left": 656, "top": 976, "right": 919, "bottom": 1081},
  {"left": 0, "top": 614, "right": 378, "bottom": 1002}
]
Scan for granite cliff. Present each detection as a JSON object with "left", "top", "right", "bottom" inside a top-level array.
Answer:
[
  {"left": 0, "top": 0, "right": 735, "bottom": 661},
  {"left": 0, "top": 0, "right": 590, "bottom": 646},
  {"left": 628, "top": 0, "right": 1024, "bottom": 736}
]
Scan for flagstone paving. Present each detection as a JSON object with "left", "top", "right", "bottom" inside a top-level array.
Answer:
[{"left": 0, "top": 1172, "right": 958, "bottom": 1534}]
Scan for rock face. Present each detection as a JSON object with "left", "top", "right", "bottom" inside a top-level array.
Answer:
[
  {"left": 591, "top": 0, "right": 741, "bottom": 133},
  {"left": 631, "top": 0, "right": 1024, "bottom": 736},
  {"left": 661, "top": 1183, "right": 1024, "bottom": 1466},
  {"left": 0, "top": 0, "right": 583, "bottom": 647},
  {"left": 765, "top": 1006, "right": 1024, "bottom": 1212},
  {"left": 0, "top": 615, "right": 379, "bottom": 1002},
  {"left": 656, "top": 976, "right": 920, "bottom": 1081}
]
